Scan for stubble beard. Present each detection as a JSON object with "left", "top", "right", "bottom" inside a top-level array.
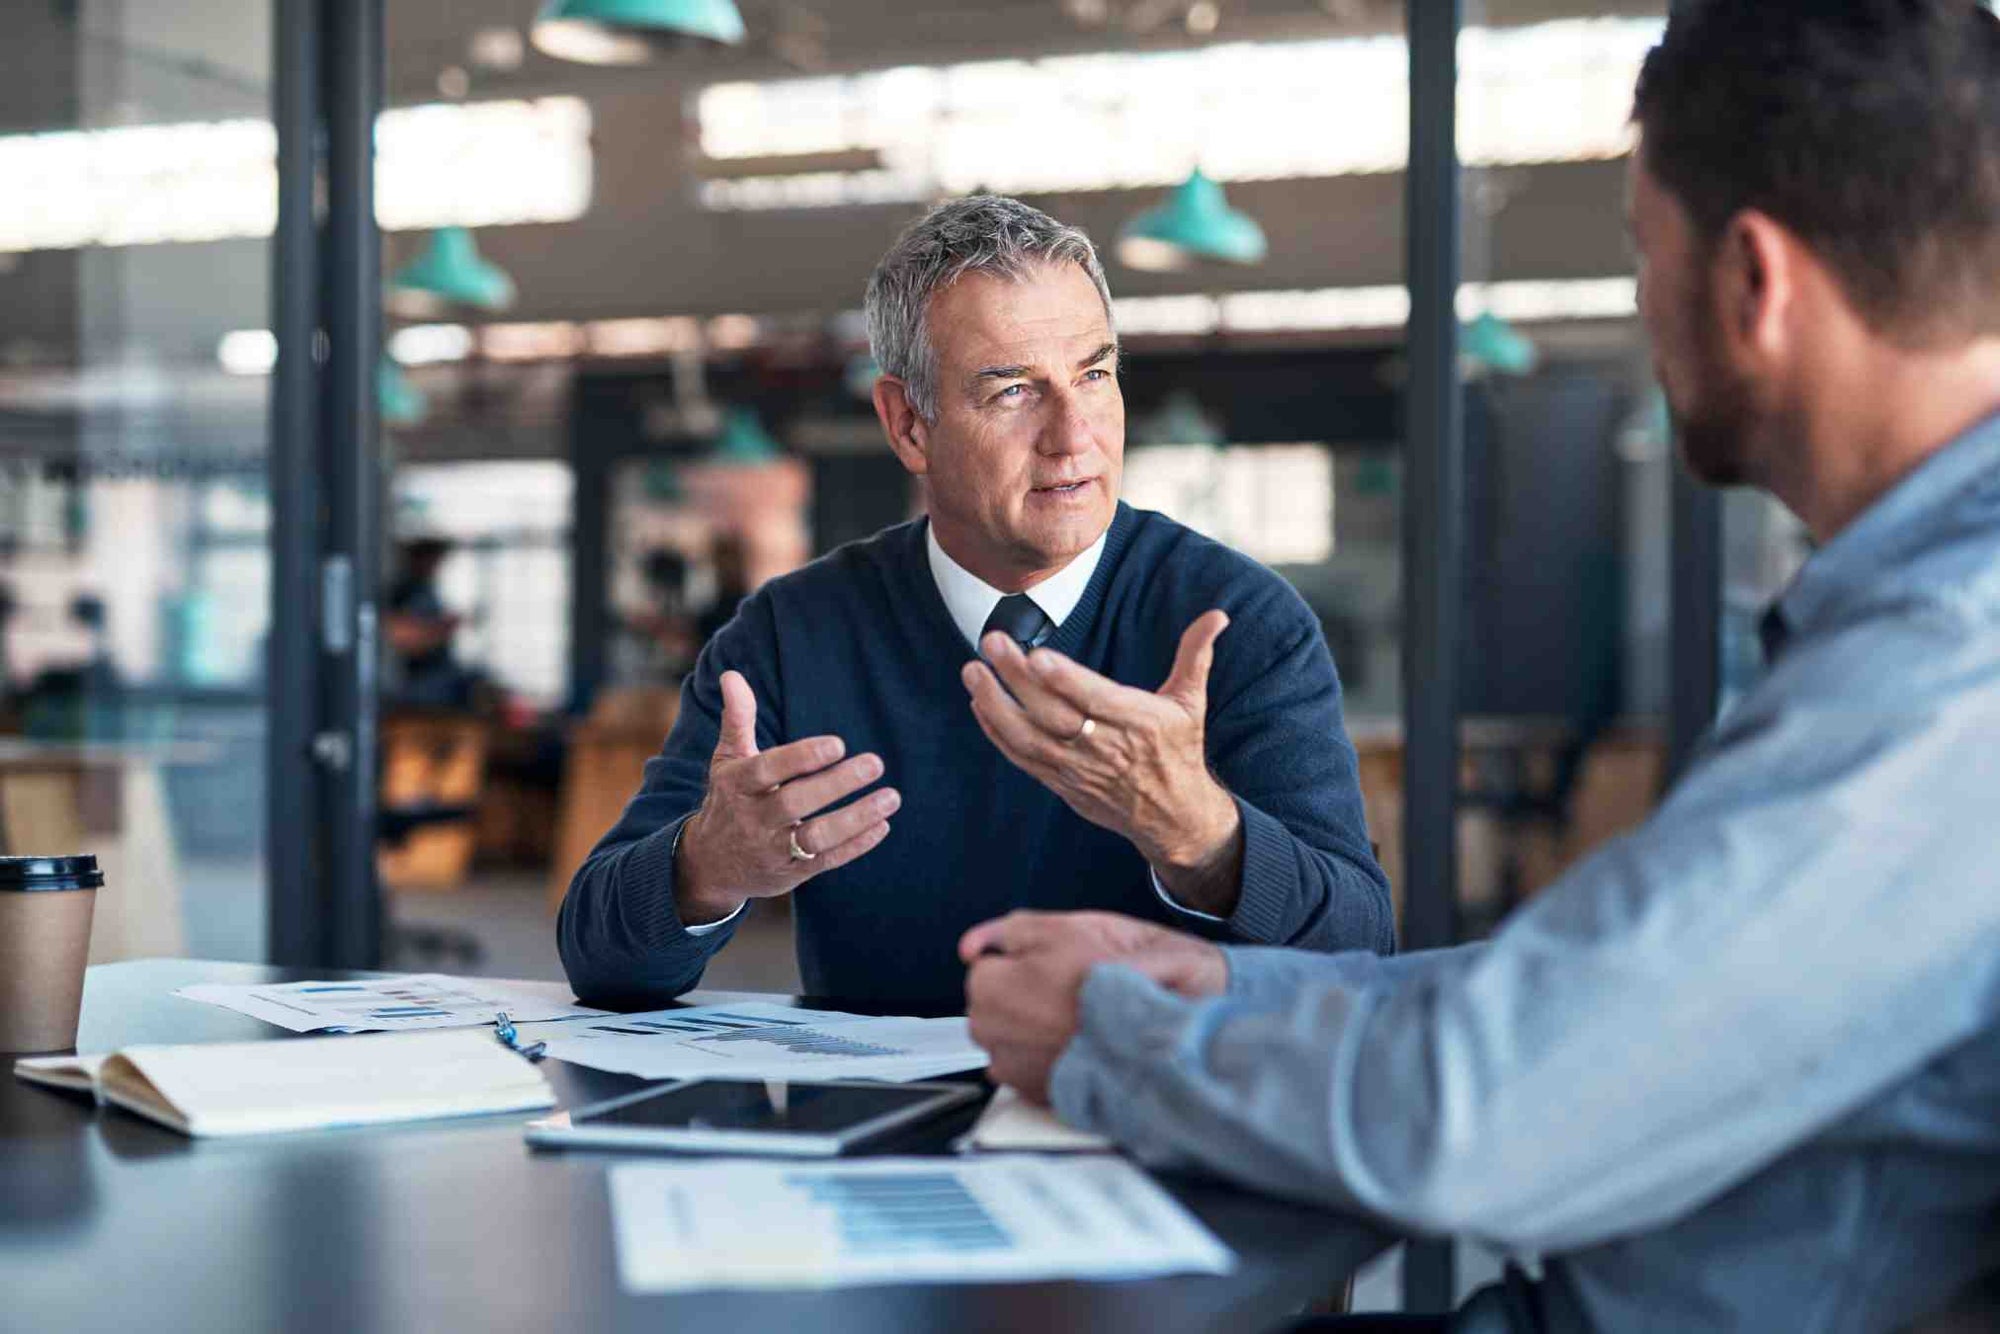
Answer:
[{"left": 1668, "top": 276, "right": 1766, "bottom": 490}]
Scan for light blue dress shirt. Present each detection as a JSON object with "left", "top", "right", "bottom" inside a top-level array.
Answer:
[{"left": 1051, "top": 411, "right": 2000, "bottom": 1332}]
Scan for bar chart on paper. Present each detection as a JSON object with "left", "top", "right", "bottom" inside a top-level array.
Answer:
[
  {"left": 609, "top": 1156, "right": 1235, "bottom": 1291},
  {"left": 174, "top": 975, "right": 606, "bottom": 1033},
  {"left": 539, "top": 1002, "right": 989, "bottom": 1082},
  {"left": 794, "top": 1173, "right": 1012, "bottom": 1255}
]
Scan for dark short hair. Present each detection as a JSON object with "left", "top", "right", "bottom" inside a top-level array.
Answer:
[{"left": 1633, "top": 0, "right": 2000, "bottom": 346}]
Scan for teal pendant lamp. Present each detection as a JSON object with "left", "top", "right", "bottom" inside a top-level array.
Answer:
[
  {"left": 379, "top": 357, "right": 427, "bottom": 427},
  {"left": 1135, "top": 389, "right": 1226, "bottom": 448},
  {"left": 1117, "top": 170, "right": 1268, "bottom": 272},
  {"left": 389, "top": 227, "right": 516, "bottom": 317},
  {"left": 710, "top": 407, "right": 781, "bottom": 465},
  {"left": 1462, "top": 311, "right": 1538, "bottom": 377},
  {"left": 844, "top": 353, "right": 882, "bottom": 401},
  {"left": 532, "top": 0, "right": 746, "bottom": 64},
  {"left": 643, "top": 459, "right": 685, "bottom": 502}
]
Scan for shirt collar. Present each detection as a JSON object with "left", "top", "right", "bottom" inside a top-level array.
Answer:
[
  {"left": 1769, "top": 408, "right": 2000, "bottom": 651},
  {"left": 926, "top": 521, "right": 1110, "bottom": 650}
]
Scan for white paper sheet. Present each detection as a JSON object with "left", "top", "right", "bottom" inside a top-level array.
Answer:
[
  {"left": 174, "top": 974, "right": 606, "bottom": 1033},
  {"left": 956, "top": 1085, "right": 1114, "bottom": 1153},
  {"left": 538, "top": 1000, "right": 989, "bottom": 1083},
  {"left": 609, "top": 1155, "right": 1234, "bottom": 1292}
]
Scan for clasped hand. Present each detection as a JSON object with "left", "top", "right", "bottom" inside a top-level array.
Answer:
[
  {"left": 676, "top": 670, "right": 902, "bottom": 925},
  {"left": 960, "top": 910, "right": 1227, "bottom": 1104}
]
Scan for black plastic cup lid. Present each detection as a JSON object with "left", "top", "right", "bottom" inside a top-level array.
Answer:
[{"left": 0, "top": 855, "right": 104, "bottom": 891}]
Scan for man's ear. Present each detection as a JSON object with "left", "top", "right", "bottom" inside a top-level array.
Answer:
[
  {"left": 1717, "top": 209, "right": 1799, "bottom": 364},
  {"left": 872, "top": 377, "right": 931, "bottom": 477}
]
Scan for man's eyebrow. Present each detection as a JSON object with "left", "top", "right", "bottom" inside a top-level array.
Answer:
[
  {"left": 970, "top": 362, "right": 1032, "bottom": 383},
  {"left": 967, "top": 342, "right": 1119, "bottom": 385}
]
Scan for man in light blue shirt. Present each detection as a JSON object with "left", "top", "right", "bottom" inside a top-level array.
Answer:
[{"left": 960, "top": 3, "right": 2000, "bottom": 1329}]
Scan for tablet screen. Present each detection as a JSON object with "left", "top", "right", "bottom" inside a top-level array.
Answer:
[{"left": 575, "top": 1080, "right": 955, "bottom": 1136}]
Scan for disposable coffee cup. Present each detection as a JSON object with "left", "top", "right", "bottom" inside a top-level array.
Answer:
[{"left": 0, "top": 855, "right": 102, "bottom": 1054}]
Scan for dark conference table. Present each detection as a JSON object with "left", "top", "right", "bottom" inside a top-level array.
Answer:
[{"left": 0, "top": 959, "right": 1395, "bottom": 1334}]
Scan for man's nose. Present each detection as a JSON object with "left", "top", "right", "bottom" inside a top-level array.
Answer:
[{"left": 1039, "top": 389, "right": 1097, "bottom": 457}]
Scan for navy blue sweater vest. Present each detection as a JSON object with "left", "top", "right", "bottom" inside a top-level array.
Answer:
[{"left": 559, "top": 503, "right": 1392, "bottom": 1009}]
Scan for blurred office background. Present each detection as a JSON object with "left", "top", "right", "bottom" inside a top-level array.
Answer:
[{"left": 0, "top": 1, "right": 1809, "bottom": 1035}]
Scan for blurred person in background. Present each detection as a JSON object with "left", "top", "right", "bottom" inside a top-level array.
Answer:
[
  {"left": 384, "top": 536, "right": 475, "bottom": 709},
  {"left": 558, "top": 195, "right": 1392, "bottom": 1010},
  {"left": 692, "top": 529, "right": 753, "bottom": 654},
  {"left": 961, "top": 3, "right": 2000, "bottom": 1330},
  {"left": 614, "top": 546, "right": 698, "bottom": 685}
]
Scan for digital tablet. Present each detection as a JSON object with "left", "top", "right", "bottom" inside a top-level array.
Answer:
[{"left": 523, "top": 1078, "right": 981, "bottom": 1157}]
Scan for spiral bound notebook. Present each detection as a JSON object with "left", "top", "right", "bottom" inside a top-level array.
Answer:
[{"left": 14, "top": 1028, "right": 555, "bottom": 1138}]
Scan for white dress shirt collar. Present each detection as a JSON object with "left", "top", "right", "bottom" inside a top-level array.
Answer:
[{"left": 926, "top": 521, "right": 1109, "bottom": 650}]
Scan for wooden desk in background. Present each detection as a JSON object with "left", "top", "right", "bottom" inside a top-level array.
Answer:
[
  {"left": 0, "top": 739, "right": 217, "bottom": 964},
  {"left": 1346, "top": 717, "right": 1665, "bottom": 923},
  {"left": 548, "top": 686, "right": 682, "bottom": 911}
]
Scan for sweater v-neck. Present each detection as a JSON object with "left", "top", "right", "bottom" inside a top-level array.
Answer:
[{"left": 899, "top": 503, "right": 1139, "bottom": 666}]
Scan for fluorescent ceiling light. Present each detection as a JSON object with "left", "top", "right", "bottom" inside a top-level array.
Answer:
[
  {"left": 0, "top": 98, "right": 591, "bottom": 254},
  {"left": 1114, "top": 276, "right": 1635, "bottom": 336},
  {"left": 389, "top": 324, "right": 476, "bottom": 366},
  {"left": 695, "top": 18, "right": 1661, "bottom": 210},
  {"left": 481, "top": 321, "right": 586, "bottom": 361},
  {"left": 216, "top": 329, "right": 278, "bottom": 376},
  {"left": 585, "top": 317, "right": 703, "bottom": 356}
]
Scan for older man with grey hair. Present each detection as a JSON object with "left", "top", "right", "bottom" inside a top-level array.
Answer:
[{"left": 559, "top": 194, "right": 1392, "bottom": 1010}]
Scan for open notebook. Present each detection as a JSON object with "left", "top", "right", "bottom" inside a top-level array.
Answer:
[{"left": 14, "top": 1029, "right": 555, "bottom": 1137}]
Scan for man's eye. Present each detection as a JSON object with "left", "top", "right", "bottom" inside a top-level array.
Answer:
[
  {"left": 1083, "top": 368, "right": 1110, "bottom": 382},
  {"left": 996, "top": 384, "right": 1028, "bottom": 399}
]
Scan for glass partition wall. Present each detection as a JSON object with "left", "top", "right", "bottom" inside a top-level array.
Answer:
[{"left": 0, "top": 1, "right": 279, "bottom": 962}]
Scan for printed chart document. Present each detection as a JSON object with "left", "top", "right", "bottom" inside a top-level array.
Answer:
[
  {"left": 609, "top": 1155, "right": 1234, "bottom": 1292},
  {"left": 174, "top": 974, "right": 605, "bottom": 1034},
  {"left": 540, "top": 1001, "right": 988, "bottom": 1083}
]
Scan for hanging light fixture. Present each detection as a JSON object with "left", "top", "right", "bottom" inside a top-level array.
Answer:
[
  {"left": 843, "top": 353, "right": 882, "bottom": 401},
  {"left": 1461, "top": 311, "right": 1538, "bottom": 377},
  {"left": 531, "top": 0, "right": 746, "bottom": 64},
  {"left": 1134, "top": 389, "right": 1226, "bottom": 447},
  {"left": 709, "top": 407, "right": 782, "bottom": 465},
  {"left": 388, "top": 227, "right": 516, "bottom": 317},
  {"left": 379, "top": 357, "right": 428, "bottom": 427},
  {"left": 1117, "top": 170, "right": 1268, "bottom": 272}
]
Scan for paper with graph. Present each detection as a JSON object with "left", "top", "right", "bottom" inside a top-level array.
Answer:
[
  {"left": 538, "top": 1001, "right": 989, "bottom": 1083},
  {"left": 609, "top": 1155, "right": 1233, "bottom": 1291},
  {"left": 175, "top": 975, "right": 606, "bottom": 1034}
]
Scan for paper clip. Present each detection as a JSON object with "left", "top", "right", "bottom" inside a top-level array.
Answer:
[{"left": 493, "top": 1010, "right": 547, "bottom": 1063}]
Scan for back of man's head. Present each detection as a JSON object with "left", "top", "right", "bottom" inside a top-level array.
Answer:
[{"left": 1634, "top": 0, "right": 2000, "bottom": 348}]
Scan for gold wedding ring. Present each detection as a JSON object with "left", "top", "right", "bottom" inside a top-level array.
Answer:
[
  {"left": 788, "top": 826, "right": 817, "bottom": 862},
  {"left": 1069, "top": 716, "right": 1096, "bottom": 742}
]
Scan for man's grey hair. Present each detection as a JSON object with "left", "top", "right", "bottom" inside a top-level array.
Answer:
[{"left": 864, "top": 195, "right": 1115, "bottom": 421}]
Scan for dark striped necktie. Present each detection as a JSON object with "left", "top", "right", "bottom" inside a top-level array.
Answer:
[{"left": 981, "top": 593, "right": 1054, "bottom": 651}]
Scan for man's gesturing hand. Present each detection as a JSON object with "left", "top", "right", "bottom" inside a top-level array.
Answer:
[
  {"left": 675, "top": 670, "right": 900, "bottom": 926},
  {"left": 960, "top": 910, "right": 1227, "bottom": 1104},
  {"left": 960, "top": 610, "right": 1245, "bottom": 915}
]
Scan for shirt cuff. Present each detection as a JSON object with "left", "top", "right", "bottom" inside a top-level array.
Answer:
[
  {"left": 665, "top": 813, "right": 745, "bottom": 937},
  {"left": 681, "top": 901, "right": 745, "bottom": 936},
  {"left": 1149, "top": 868, "right": 1227, "bottom": 924},
  {"left": 1149, "top": 796, "right": 1299, "bottom": 940}
]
